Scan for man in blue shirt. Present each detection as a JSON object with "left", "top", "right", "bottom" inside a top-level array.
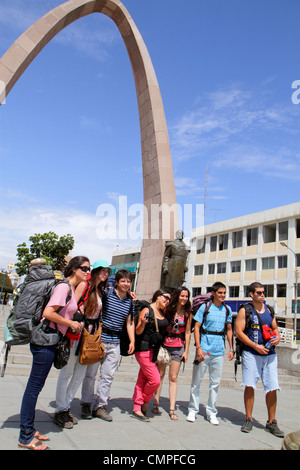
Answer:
[{"left": 187, "top": 282, "right": 234, "bottom": 425}]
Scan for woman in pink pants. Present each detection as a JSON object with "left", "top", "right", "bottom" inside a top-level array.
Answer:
[{"left": 131, "top": 289, "right": 170, "bottom": 421}]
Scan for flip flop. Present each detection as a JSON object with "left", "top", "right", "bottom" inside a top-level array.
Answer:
[
  {"left": 18, "top": 438, "right": 49, "bottom": 450},
  {"left": 169, "top": 410, "right": 179, "bottom": 420},
  {"left": 34, "top": 431, "right": 49, "bottom": 441},
  {"left": 151, "top": 404, "right": 162, "bottom": 415}
]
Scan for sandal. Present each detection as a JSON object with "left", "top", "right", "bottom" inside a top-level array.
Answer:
[
  {"left": 18, "top": 438, "right": 49, "bottom": 450},
  {"left": 151, "top": 404, "right": 162, "bottom": 415},
  {"left": 169, "top": 410, "right": 178, "bottom": 420},
  {"left": 34, "top": 431, "right": 49, "bottom": 441}
]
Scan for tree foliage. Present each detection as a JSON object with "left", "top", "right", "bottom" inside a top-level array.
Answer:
[{"left": 15, "top": 231, "right": 75, "bottom": 276}]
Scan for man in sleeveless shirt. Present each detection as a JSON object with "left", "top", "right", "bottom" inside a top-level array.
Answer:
[{"left": 235, "top": 282, "right": 284, "bottom": 437}]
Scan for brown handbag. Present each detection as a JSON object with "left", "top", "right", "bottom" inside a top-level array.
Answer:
[{"left": 79, "top": 323, "right": 105, "bottom": 365}]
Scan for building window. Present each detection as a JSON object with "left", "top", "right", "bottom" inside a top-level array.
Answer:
[
  {"left": 219, "top": 234, "right": 228, "bottom": 251},
  {"left": 244, "top": 286, "right": 251, "bottom": 297},
  {"left": 245, "top": 259, "right": 257, "bottom": 271},
  {"left": 277, "top": 284, "right": 287, "bottom": 297},
  {"left": 229, "top": 286, "right": 240, "bottom": 297},
  {"left": 278, "top": 255, "right": 287, "bottom": 269},
  {"left": 278, "top": 221, "right": 288, "bottom": 241},
  {"left": 232, "top": 230, "right": 243, "bottom": 248},
  {"left": 217, "top": 262, "right": 226, "bottom": 274},
  {"left": 265, "top": 285, "right": 274, "bottom": 297},
  {"left": 231, "top": 260, "right": 241, "bottom": 273},
  {"left": 297, "top": 254, "right": 300, "bottom": 267},
  {"left": 208, "top": 264, "right": 215, "bottom": 275},
  {"left": 194, "top": 265, "right": 203, "bottom": 276},
  {"left": 192, "top": 287, "right": 201, "bottom": 297},
  {"left": 247, "top": 227, "right": 258, "bottom": 246},
  {"left": 262, "top": 257, "right": 275, "bottom": 270},
  {"left": 210, "top": 236, "right": 217, "bottom": 252},
  {"left": 263, "top": 224, "right": 276, "bottom": 243},
  {"left": 297, "top": 219, "right": 300, "bottom": 238},
  {"left": 196, "top": 238, "right": 206, "bottom": 254}
]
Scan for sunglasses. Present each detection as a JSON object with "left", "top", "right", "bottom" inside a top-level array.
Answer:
[
  {"left": 162, "top": 294, "right": 171, "bottom": 301},
  {"left": 79, "top": 266, "right": 90, "bottom": 273},
  {"left": 255, "top": 290, "right": 265, "bottom": 296}
]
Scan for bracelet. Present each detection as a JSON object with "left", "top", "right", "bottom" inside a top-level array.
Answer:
[{"left": 229, "top": 349, "right": 234, "bottom": 352}]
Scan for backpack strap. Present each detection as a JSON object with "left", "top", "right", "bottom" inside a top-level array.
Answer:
[{"left": 201, "top": 300, "right": 229, "bottom": 336}]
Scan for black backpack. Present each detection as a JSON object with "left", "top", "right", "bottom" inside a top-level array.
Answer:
[
  {"left": 4, "top": 264, "right": 71, "bottom": 346},
  {"left": 119, "top": 300, "right": 153, "bottom": 356},
  {"left": 234, "top": 302, "right": 275, "bottom": 380},
  {"left": 192, "top": 292, "right": 230, "bottom": 337}
]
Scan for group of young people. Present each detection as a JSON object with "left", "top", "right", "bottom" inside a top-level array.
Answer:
[{"left": 17, "top": 256, "right": 284, "bottom": 450}]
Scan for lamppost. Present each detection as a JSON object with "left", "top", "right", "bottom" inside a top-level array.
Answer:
[{"left": 280, "top": 242, "right": 298, "bottom": 344}]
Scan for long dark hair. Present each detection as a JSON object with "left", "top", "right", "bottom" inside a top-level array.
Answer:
[
  {"left": 150, "top": 288, "right": 171, "bottom": 304},
  {"left": 64, "top": 256, "right": 90, "bottom": 278},
  {"left": 165, "top": 287, "right": 191, "bottom": 323},
  {"left": 84, "top": 267, "right": 108, "bottom": 317}
]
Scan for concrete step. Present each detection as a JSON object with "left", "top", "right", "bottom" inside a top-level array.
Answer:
[{"left": 2, "top": 307, "right": 300, "bottom": 389}]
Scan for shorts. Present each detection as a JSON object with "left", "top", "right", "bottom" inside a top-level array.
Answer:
[
  {"left": 241, "top": 350, "right": 280, "bottom": 394},
  {"left": 165, "top": 345, "right": 185, "bottom": 362}
]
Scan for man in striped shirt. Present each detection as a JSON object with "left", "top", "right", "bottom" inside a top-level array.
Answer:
[{"left": 81, "top": 269, "right": 135, "bottom": 421}]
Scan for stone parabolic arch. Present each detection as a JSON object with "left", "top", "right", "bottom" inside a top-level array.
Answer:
[{"left": 0, "top": 0, "right": 178, "bottom": 299}]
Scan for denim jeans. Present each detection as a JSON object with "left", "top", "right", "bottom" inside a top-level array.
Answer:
[
  {"left": 19, "top": 343, "right": 56, "bottom": 445},
  {"left": 188, "top": 353, "right": 224, "bottom": 417}
]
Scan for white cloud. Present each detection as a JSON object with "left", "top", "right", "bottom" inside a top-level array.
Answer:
[
  {"left": 0, "top": 204, "right": 117, "bottom": 269},
  {"left": 170, "top": 84, "right": 300, "bottom": 181}
]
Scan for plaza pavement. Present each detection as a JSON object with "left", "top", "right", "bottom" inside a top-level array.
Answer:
[{"left": 0, "top": 370, "right": 299, "bottom": 453}]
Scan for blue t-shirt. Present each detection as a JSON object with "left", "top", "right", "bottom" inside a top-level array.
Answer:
[
  {"left": 194, "top": 302, "right": 232, "bottom": 356},
  {"left": 101, "top": 288, "right": 133, "bottom": 343}
]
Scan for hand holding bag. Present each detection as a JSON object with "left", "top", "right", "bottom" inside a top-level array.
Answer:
[
  {"left": 153, "top": 314, "right": 171, "bottom": 365},
  {"left": 79, "top": 322, "right": 105, "bottom": 365}
]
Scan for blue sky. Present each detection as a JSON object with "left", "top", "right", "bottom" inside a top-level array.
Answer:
[{"left": 0, "top": 0, "right": 300, "bottom": 270}]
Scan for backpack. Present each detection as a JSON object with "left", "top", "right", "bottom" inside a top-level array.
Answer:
[
  {"left": 4, "top": 264, "right": 71, "bottom": 347},
  {"left": 191, "top": 292, "right": 230, "bottom": 338},
  {"left": 119, "top": 300, "right": 153, "bottom": 356},
  {"left": 234, "top": 302, "right": 275, "bottom": 380}
]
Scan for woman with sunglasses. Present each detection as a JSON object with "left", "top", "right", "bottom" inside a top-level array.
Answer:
[
  {"left": 152, "top": 287, "right": 192, "bottom": 420},
  {"left": 18, "top": 256, "right": 90, "bottom": 450},
  {"left": 131, "top": 289, "right": 170, "bottom": 422},
  {"left": 53, "top": 259, "right": 110, "bottom": 427}
]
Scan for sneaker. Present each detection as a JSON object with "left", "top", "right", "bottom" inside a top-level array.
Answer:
[
  {"left": 241, "top": 417, "right": 253, "bottom": 433},
  {"left": 207, "top": 414, "right": 219, "bottom": 425},
  {"left": 53, "top": 411, "right": 73, "bottom": 429},
  {"left": 81, "top": 403, "right": 92, "bottom": 420},
  {"left": 265, "top": 419, "right": 284, "bottom": 438},
  {"left": 67, "top": 409, "right": 78, "bottom": 425},
  {"left": 186, "top": 411, "right": 196, "bottom": 422},
  {"left": 92, "top": 406, "right": 113, "bottom": 422}
]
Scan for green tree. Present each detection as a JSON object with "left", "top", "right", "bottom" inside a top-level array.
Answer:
[{"left": 15, "top": 231, "right": 75, "bottom": 276}]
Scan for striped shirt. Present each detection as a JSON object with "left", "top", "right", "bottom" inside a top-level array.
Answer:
[{"left": 101, "top": 288, "right": 133, "bottom": 343}]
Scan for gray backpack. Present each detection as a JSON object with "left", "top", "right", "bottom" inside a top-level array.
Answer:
[{"left": 4, "top": 264, "right": 71, "bottom": 346}]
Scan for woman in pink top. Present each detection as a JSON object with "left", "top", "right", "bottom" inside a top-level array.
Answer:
[
  {"left": 152, "top": 287, "right": 192, "bottom": 420},
  {"left": 18, "top": 256, "right": 90, "bottom": 451}
]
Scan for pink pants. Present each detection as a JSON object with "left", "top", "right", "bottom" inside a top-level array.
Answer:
[{"left": 132, "top": 350, "right": 161, "bottom": 412}]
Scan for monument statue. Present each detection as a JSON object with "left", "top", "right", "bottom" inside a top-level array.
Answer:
[{"left": 160, "top": 230, "right": 190, "bottom": 292}]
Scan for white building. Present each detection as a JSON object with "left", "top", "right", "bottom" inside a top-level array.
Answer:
[{"left": 186, "top": 202, "right": 300, "bottom": 325}]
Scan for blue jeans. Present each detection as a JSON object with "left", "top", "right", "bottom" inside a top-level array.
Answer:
[
  {"left": 19, "top": 343, "right": 56, "bottom": 444},
  {"left": 188, "top": 354, "right": 224, "bottom": 417}
]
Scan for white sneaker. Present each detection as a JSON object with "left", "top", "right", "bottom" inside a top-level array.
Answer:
[
  {"left": 207, "top": 414, "right": 219, "bottom": 425},
  {"left": 186, "top": 411, "right": 196, "bottom": 422}
]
